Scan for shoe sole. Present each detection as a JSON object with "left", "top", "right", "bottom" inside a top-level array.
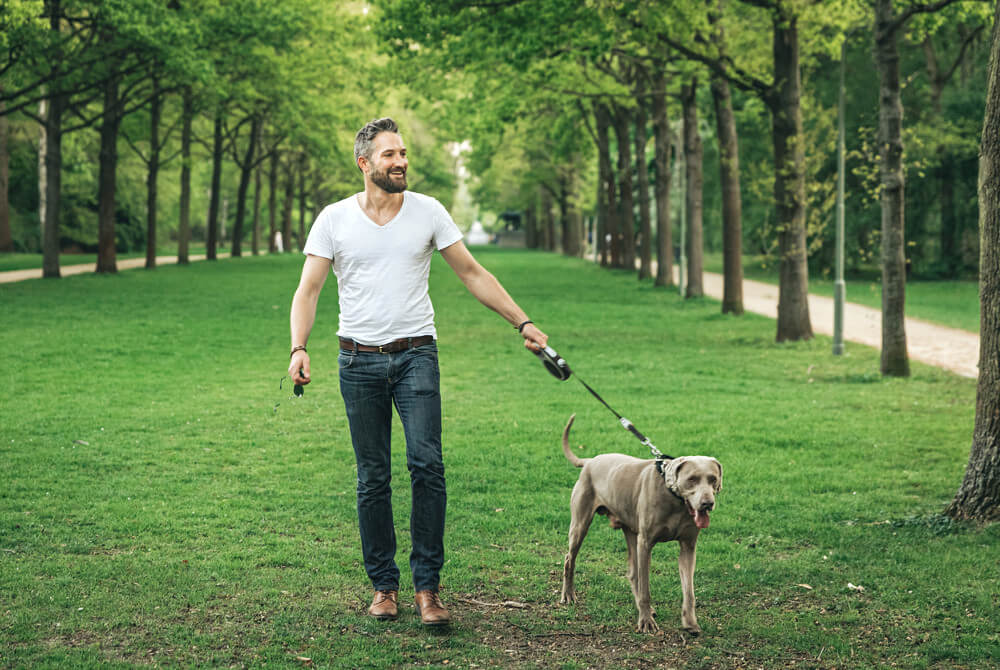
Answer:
[{"left": 415, "top": 606, "right": 450, "bottom": 626}]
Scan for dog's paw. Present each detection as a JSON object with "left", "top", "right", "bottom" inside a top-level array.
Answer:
[
  {"left": 636, "top": 615, "right": 659, "bottom": 633},
  {"left": 683, "top": 624, "right": 702, "bottom": 637},
  {"left": 560, "top": 591, "right": 577, "bottom": 605}
]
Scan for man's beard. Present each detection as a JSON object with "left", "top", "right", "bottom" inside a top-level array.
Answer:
[{"left": 370, "top": 164, "right": 407, "bottom": 193}]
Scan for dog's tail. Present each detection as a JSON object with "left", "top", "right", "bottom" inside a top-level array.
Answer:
[{"left": 562, "top": 414, "right": 588, "bottom": 468}]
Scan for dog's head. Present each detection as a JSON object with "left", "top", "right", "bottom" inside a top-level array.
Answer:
[{"left": 662, "top": 456, "right": 723, "bottom": 529}]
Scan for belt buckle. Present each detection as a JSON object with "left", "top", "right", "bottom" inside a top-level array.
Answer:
[{"left": 377, "top": 344, "right": 387, "bottom": 354}]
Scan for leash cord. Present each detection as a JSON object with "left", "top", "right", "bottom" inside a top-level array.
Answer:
[{"left": 572, "top": 373, "right": 671, "bottom": 461}]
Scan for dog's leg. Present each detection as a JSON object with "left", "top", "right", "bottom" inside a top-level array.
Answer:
[
  {"left": 633, "top": 534, "right": 659, "bottom": 633},
  {"left": 560, "top": 484, "right": 595, "bottom": 604},
  {"left": 622, "top": 528, "right": 639, "bottom": 600},
  {"left": 678, "top": 537, "right": 701, "bottom": 635}
]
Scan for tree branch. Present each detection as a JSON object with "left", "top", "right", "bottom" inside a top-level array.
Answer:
[
  {"left": 654, "top": 29, "right": 772, "bottom": 102},
  {"left": 888, "top": 0, "right": 977, "bottom": 37},
  {"left": 943, "top": 24, "right": 986, "bottom": 85},
  {"left": 121, "top": 129, "right": 151, "bottom": 165},
  {"left": 576, "top": 99, "right": 599, "bottom": 148}
]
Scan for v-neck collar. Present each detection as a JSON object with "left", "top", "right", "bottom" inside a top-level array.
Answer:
[{"left": 355, "top": 192, "right": 407, "bottom": 229}]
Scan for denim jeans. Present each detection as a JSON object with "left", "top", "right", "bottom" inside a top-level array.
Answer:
[{"left": 338, "top": 342, "right": 446, "bottom": 593}]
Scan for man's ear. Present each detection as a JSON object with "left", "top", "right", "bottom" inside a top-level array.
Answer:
[{"left": 357, "top": 155, "right": 368, "bottom": 174}]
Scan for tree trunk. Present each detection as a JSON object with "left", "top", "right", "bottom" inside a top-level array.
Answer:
[
  {"left": 635, "top": 91, "right": 653, "bottom": 280},
  {"left": 178, "top": 87, "right": 192, "bottom": 265},
  {"left": 252, "top": 160, "right": 261, "bottom": 255},
  {"left": 281, "top": 157, "right": 293, "bottom": 253},
  {"left": 524, "top": 203, "right": 538, "bottom": 249},
  {"left": 231, "top": 115, "right": 259, "bottom": 258},
  {"left": 562, "top": 166, "right": 583, "bottom": 257},
  {"left": 96, "top": 69, "right": 121, "bottom": 274},
  {"left": 540, "top": 186, "right": 555, "bottom": 251},
  {"left": 37, "top": 98, "right": 46, "bottom": 250},
  {"left": 652, "top": 68, "right": 673, "bottom": 288},
  {"left": 947, "top": 0, "right": 1000, "bottom": 522},
  {"left": 939, "top": 154, "right": 959, "bottom": 275},
  {"left": 268, "top": 150, "right": 278, "bottom": 252},
  {"left": 557, "top": 178, "right": 569, "bottom": 255},
  {"left": 707, "top": 0, "right": 743, "bottom": 311},
  {"left": 145, "top": 77, "right": 162, "bottom": 269},
  {"left": 923, "top": 35, "right": 960, "bottom": 278},
  {"left": 595, "top": 103, "right": 619, "bottom": 268},
  {"left": 769, "top": 11, "right": 812, "bottom": 341},
  {"left": 594, "top": 156, "right": 607, "bottom": 265},
  {"left": 0, "top": 97, "right": 11, "bottom": 252},
  {"left": 206, "top": 110, "right": 223, "bottom": 260},
  {"left": 875, "top": 0, "right": 910, "bottom": 376},
  {"left": 297, "top": 155, "right": 307, "bottom": 251},
  {"left": 613, "top": 104, "right": 636, "bottom": 271},
  {"left": 42, "top": 2, "right": 63, "bottom": 278},
  {"left": 682, "top": 77, "right": 704, "bottom": 298},
  {"left": 711, "top": 74, "right": 744, "bottom": 314}
]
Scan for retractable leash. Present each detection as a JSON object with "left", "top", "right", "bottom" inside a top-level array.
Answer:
[{"left": 535, "top": 345, "right": 672, "bottom": 462}]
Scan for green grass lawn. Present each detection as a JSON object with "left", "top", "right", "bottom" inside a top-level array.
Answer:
[
  {"left": 704, "top": 253, "right": 981, "bottom": 334},
  {"left": 4, "top": 249, "right": 982, "bottom": 334},
  {"left": 0, "top": 246, "right": 211, "bottom": 273},
  {"left": 1, "top": 250, "right": 996, "bottom": 669}
]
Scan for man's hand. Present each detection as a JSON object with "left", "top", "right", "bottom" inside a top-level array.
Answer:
[
  {"left": 521, "top": 323, "right": 548, "bottom": 352},
  {"left": 289, "top": 350, "right": 311, "bottom": 385}
]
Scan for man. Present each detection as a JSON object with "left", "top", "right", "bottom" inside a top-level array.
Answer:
[{"left": 288, "top": 118, "right": 547, "bottom": 626}]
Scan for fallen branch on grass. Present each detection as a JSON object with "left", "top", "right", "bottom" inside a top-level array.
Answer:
[{"left": 457, "top": 597, "right": 529, "bottom": 609}]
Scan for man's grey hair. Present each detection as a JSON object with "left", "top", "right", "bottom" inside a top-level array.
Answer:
[{"left": 354, "top": 117, "right": 399, "bottom": 167}]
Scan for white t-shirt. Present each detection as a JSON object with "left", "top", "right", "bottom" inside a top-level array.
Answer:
[{"left": 303, "top": 191, "right": 464, "bottom": 345}]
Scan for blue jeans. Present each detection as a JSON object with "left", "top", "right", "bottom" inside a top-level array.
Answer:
[{"left": 338, "top": 342, "right": 446, "bottom": 593}]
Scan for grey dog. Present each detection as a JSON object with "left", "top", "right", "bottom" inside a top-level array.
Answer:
[{"left": 559, "top": 414, "right": 723, "bottom": 634}]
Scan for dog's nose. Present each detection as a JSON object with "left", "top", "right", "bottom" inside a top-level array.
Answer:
[{"left": 700, "top": 501, "right": 715, "bottom": 512}]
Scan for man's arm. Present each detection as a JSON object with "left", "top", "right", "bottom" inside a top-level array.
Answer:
[
  {"left": 288, "top": 254, "right": 332, "bottom": 385},
  {"left": 440, "top": 240, "right": 548, "bottom": 351}
]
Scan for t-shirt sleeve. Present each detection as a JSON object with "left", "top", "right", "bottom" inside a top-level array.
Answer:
[
  {"left": 432, "top": 200, "right": 464, "bottom": 251},
  {"left": 302, "top": 207, "right": 335, "bottom": 259}
]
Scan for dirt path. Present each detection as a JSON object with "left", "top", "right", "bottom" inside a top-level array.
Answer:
[
  {"left": 2, "top": 254, "right": 979, "bottom": 379},
  {"left": 700, "top": 270, "right": 979, "bottom": 379},
  {"left": 0, "top": 253, "right": 229, "bottom": 283}
]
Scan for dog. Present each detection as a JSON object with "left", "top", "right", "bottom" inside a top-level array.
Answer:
[{"left": 558, "top": 414, "right": 723, "bottom": 634}]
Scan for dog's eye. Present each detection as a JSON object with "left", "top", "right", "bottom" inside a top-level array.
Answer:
[{"left": 707, "top": 476, "right": 717, "bottom": 485}]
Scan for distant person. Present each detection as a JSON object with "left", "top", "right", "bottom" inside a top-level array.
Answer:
[{"left": 287, "top": 118, "right": 547, "bottom": 626}]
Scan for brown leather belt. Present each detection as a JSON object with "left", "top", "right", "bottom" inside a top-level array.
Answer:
[{"left": 339, "top": 336, "right": 434, "bottom": 354}]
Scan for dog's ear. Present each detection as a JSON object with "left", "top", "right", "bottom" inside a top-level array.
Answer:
[
  {"left": 662, "top": 457, "right": 687, "bottom": 492},
  {"left": 711, "top": 458, "right": 723, "bottom": 493}
]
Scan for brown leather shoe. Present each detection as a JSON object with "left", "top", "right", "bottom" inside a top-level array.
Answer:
[
  {"left": 368, "top": 590, "right": 398, "bottom": 620},
  {"left": 414, "top": 590, "right": 451, "bottom": 626}
]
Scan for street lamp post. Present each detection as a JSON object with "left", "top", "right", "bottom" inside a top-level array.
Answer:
[{"left": 833, "top": 37, "right": 848, "bottom": 356}]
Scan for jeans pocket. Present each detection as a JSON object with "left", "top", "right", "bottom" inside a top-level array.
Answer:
[
  {"left": 414, "top": 342, "right": 438, "bottom": 358},
  {"left": 338, "top": 351, "right": 356, "bottom": 369}
]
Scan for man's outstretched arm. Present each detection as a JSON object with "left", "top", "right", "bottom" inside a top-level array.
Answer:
[{"left": 440, "top": 240, "right": 548, "bottom": 351}]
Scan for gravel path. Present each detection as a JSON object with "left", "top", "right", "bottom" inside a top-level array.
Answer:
[
  {"left": 1, "top": 254, "right": 979, "bottom": 379},
  {"left": 700, "top": 271, "right": 979, "bottom": 379},
  {"left": 0, "top": 253, "right": 227, "bottom": 282}
]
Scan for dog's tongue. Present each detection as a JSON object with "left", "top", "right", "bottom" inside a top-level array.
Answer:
[{"left": 694, "top": 510, "right": 710, "bottom": 529}]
